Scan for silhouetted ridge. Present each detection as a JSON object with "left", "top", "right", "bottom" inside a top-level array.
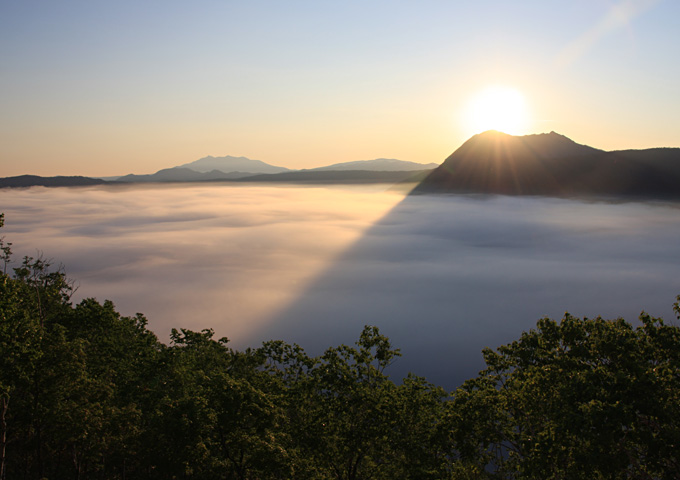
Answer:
[
  {"left": 0, "top": 175, "right": 106, "bottom": 188},
  {"left": 177, "top": 155, "right": 290, "bottom": 174},
  {"left": 115, "top": 167, "right": 254, "bottom": 183},
  {"left": 415, "top": 131, "right": 680, "bottom": 198},
  {"left": 233, "top": 169, "right": 431, "bottom": 184},
  {"left": 308, "top": 158, "right": 439, "bottom": 171}
]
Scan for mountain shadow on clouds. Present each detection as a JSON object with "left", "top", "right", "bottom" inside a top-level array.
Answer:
[
  {"left": 246, "top": 132, "right": 680, "bottom": 389},
  {"left": 414, "top": 130, "right": 680, "bottom": 199},
  {"left": 247, "top": 190, "right": 680, "bottom": 390}
]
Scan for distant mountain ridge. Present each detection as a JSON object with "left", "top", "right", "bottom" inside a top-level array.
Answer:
[
  {"left": 232, "top": 170, "right": 431, "bottom": 184},
  {"left": 4, "top": 133, "right": 679, "bottom": 197},
  {"left": 308, "top": 158, "right": 439, "bottom": 172},
  {"left": 0, "top": 175, "right": 106, "bottom": 188},
  {"left": 0, "top": 156, "right": 438, "bottom": 188},
  {"left": 415, "top": 130, "right": 680, "bottom": 199},
  {"left": 112, "top": 157, "right": 437, "bottom": 183},
  {"left": 116, "top": 168, "right": 253, "bottom": 183},
  {"left": 176, "top": 155, "right": 290, "bottom": 174}
]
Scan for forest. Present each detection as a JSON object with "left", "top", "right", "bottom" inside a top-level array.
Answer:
[{"left": 1, "top": 212, "right": 679, "bottom": 479}]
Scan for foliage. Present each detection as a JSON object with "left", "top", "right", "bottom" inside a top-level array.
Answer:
[
  {"left": 1, "top": 214, "right": 679, "bottom": 479},
  {"left": 450, "top": 312, "right": 680, "bottom": 479}
]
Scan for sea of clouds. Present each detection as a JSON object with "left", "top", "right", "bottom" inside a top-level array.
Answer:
[{"left": 2, "top": 183, "right": 679, "bottom": 388}]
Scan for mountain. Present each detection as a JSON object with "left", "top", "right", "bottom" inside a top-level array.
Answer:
[
  {"left": 114, "top": 167, "right": 256, "bottom": 183},
  {"left": 7, "top": 135, "right": 677, "bottom": 194},
  {"left": 116, "top": 168, "right": 204, "bottom": 183},
  {"left": 415, "top": 130, "right": 680, "bottom": 198},
  {"left": 309, "top": 158, "right": 439, "bottom": 172},
  {"left": 176, "top": 155, "right": 290, "bottom": 174},
  {"left": 113, "top": 157, "right": 436, "bottom": 184},
  {"left": 232, "top": 170, "right": 432, "bottom": 184},
  {"left": 0, "top": 175, "right": 106, "bottom": 188}
]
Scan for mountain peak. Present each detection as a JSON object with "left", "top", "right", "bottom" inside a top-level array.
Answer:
[
  {"left": 416, "top": 132, "right": 600, "bottom": 196},
  {"left": 459, "top": 131, "right": 601, "bottom": 160},
  {"left": 415, "top": 131, "right": 680, "bottom": 198},
  {"left": 177, "top": 156, "right": 289, "bottom": 174}
]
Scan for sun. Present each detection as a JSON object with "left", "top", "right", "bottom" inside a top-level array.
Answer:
[{"left": 463, "top": 86, "right": 530, "bottom": 136}]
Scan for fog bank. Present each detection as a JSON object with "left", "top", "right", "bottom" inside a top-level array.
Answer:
[{"left": 2, "top": 184, "right": 678, "bottom": 388}]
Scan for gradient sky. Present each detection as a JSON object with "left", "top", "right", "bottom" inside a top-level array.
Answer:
[{"left": 2, "top": 0, "right": 679, "bottom": 177}]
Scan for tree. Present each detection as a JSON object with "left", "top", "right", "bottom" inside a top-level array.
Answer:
[
  {"left": 285, "top": 326, "right": 451, "bottom": 480},
  {"left": 60, "top": 299, "right": 161, "bottom": 478},
  {"left": 0, "top": 215, "right": 162, "bottom": 479},
  {"left": 0, "top": 245, "right": 78, "bottom": 478},
  {"left": 142, "top": 328, "right": 291, "bottom": 479},
  {"left": 449, "top": 311, "right": 680, "bottom": 479}
]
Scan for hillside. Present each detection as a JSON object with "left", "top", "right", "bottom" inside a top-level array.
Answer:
[
  {"left": 0, "top": 175, "right": 106, "bottom": 188},
  {"left": 415, "top": 131, "right": 680, "bottom": 198}
]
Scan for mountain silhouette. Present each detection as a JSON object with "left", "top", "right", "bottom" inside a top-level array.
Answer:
[
  {"left": 115, "top": 167, "right": 254, "bottom": 183},
  {"left": 176, "top": 155, "right": 290, "bottom": 174},
  {"left": 232, "top": 169, "right": 432, "bottom": 184},
  {"left": 4, "top": 133, "right": 678, "bottom": 195},
  {"left": 309, "top": 158, "right": 439, "bottom": 172},
  {"left": 0, "top": 175, "right": 106, "bottom": 188},
  {"left": 415, "top": 130, "right": 680, "bottom": 198},
  {"left": 113, "top": 158, "right": 437, "bottom": 184}
]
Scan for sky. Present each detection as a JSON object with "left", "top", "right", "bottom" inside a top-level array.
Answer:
[
  {"left": 2, "top": 184, "right": 679, "bottom": 388},
  {"left": 1, "top": 0, "right": 679, "bottom": 177}
]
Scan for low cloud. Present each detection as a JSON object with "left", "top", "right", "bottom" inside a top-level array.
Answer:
[{"left": 2, "top": 185, "right": 679, "bottom": 389}]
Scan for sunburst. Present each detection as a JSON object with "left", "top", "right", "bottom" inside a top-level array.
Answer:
[{"left": 464, "top": 86, "right": 530, "bottom": 135}]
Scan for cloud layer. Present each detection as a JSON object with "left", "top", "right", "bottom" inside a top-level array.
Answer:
[{"left": 2, "top": 184, "right": 679, "bottom": 388}]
